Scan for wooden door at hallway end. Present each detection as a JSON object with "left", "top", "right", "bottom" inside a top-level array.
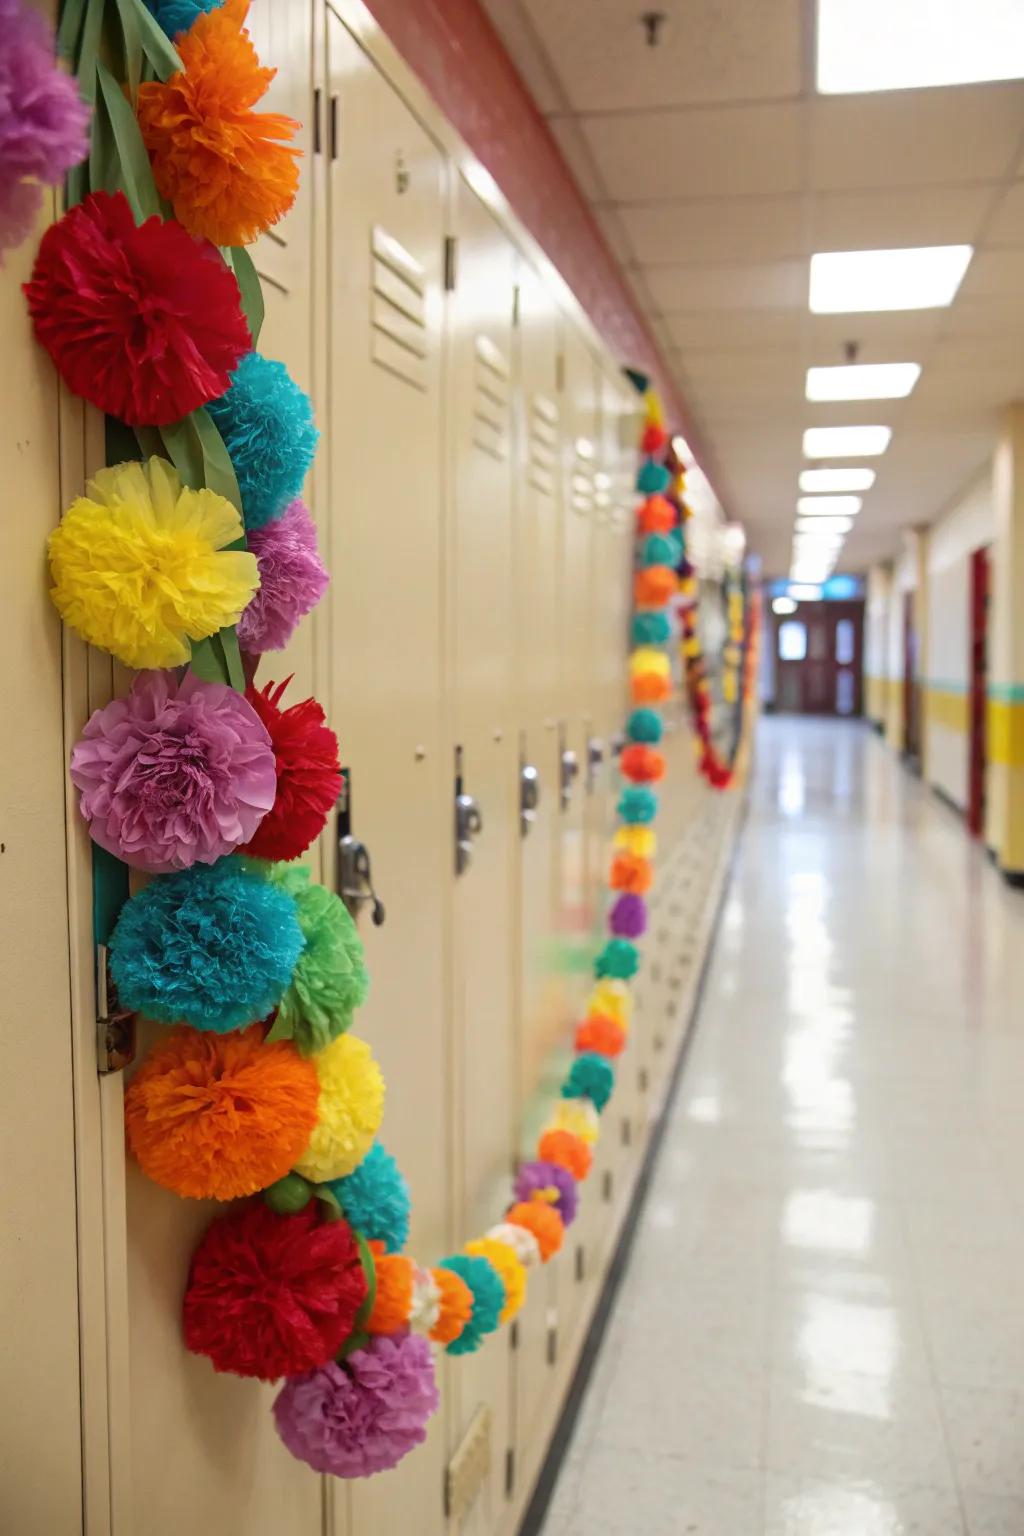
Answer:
[{"left": 774, "top": 600, "right": 864, "bottom": 716}]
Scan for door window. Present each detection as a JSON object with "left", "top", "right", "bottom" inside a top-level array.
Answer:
[
  {"left": 778, "top": 620, "right": 807, "bottom": 661},
  {"left": 835, "top": 618, "right": 855, "bottom": 665}
]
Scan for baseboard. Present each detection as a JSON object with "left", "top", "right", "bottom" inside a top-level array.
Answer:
[{"left": 515, "top": 796, "right": 747, "bottom": 1536}]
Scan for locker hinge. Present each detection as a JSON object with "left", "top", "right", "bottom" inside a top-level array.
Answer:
[
  {"left": 509, "top": 1320, "right": 519, "bottom": 1351},
  {"left": 546, "top": 1321, "right": 557, "bottom": 1365},
  {"left": 329, "top": 93, "right": 338, "bottom": 160},
  {"left": 96, "top": 945, "right": 136, "bottom": 1075},
  {"left": 512, "top": 284, "right": 521, "bottom": 327},
  {"left": 505, "top": 1448, "right": 515, "bottom": 1498},
  {"left": 555, "top": 352, "right": 565, "bottom": 391},
  {"left": 444, "top": 234, "right": 458, "bottom": 291},
  {"left": 575, "top": 1243, "right": 585, "bottom": 1282},
  {"left": 313, "top": 87, "right": 322, "bottom": 155}
]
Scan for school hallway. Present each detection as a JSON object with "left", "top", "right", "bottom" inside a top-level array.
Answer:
[{"left": 540, "top": 715, "right": 1024, "bottom": 1536}]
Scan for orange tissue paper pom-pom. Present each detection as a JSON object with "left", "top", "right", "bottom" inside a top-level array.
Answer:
[
  {"left": 620, "top": 743, "right": 666, "bottom": 783},
  {"left": 634, "top": 566, "right": 676, "bottom": 607},
  {"left": 631, "top": 671, "right": 671, "bottom": 705},
  {"left": 367, "top": 1243, "right": 415, "bottom": 1335},
  {"left": 609, "top": 852, "right": 653, "bottom": 894},
  {"left": 506, "top": 1201, "right": 564, "bottom": 1263},
  {"left": 465, "top": 1237, "right": 527, "bottom": 1323},
  {"left": 575, "top": 1015, "right": 627, "bottom": 1058},
  {"left": 136, "top": 0, "right": 301, "bottom": 248},
  {"left": 538, "top": 1128, "right": 593, "bottom": 1181},
  {"left": 429, "top": 1265, "right": 474, "bottom": 1345},
  {"left": 637, "top": 495, "right": 676, "bottom": 535},
  {"left": 125, "top": 1024, "right": 320, "bottom": 1201}
]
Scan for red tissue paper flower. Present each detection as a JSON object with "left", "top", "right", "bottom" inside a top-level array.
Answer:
[
  {"left": 183, "top": 1201, "right": 367, "bottom": 1380},
  {"left": 23, "top": 190, "right": 249, "bottom": 426},
  {"left": 241, "top": 677, "right": 341, "bottom": 862}
]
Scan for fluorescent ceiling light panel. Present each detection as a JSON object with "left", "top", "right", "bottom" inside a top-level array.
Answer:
[
  {"left": 817, "top": 0, "right": 1024, "bottom": 94},
  {"left": 804, "top": 426, "right": 891, "bottom": 458},
  {"left": 772, "top": 597, "right": 798, "bottom": 615},
  {"left": 797, "top": 495, "right": 862, "bottom": 517},
  {"left": 796, "top": 516, "right": 853, "bottom": 535},
  {"left": 800, "top": 468, "right": 875, "bottom": 493},
  {"left": 809, "top": 247, "right": 972, "bottom": 313},
  {"left": 788, "top": 584, "right": 822, "bottom": 601},
  {"left": 806, "top": 363, "right": 920, "bottom": 401}
]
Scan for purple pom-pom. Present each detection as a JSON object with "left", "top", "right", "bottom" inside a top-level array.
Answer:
[
  {"left": 273, "top": 1333, "right": 438, "bottom": 1478},
  {"left": 609, "top": 893, "right": 647, "bottom": 939},
  {"left": 1, "top": 0, "right": 89, "bottom": 261},
  {"left": 513, "top": 1159, "right": 578, "bottom": 1227},
  {"left": 70, "top": 671, "right": 276, "bottom": 873},
  {"left": 237, "top": 498, "right": 329, "bottom": 654}
]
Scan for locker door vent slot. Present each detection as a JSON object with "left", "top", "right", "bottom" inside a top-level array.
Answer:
[
  {"left": 575, "top": 1244, "right": 585, "bottom": 1283},
  {"left": 602, "top": 1169, "right": 613, "bottom": 1203},
  {"left": 370, "top": 225, "right": 428, "bottom": 391},
  {"left": 472, "top": 334, "right": 510, "bottom": 460},
  {"left": 528, "top": 394, "right": 558, "bottom": 495},
  {"left": 445, "top": 1404, "right": 492, "bottom": 1522},
  {"left": 546, "top": 1313, "right": 558, "bottom": 1366},
  {"left": 571, "top": 437, "right": 595, "bottom": 515},
  {"left": 505, "top": 1447, "right": 515, "bottom": 1499}
]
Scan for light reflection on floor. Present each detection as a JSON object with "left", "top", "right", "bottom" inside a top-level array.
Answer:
[{"left": 540, "top": 718, "right": 1024, "bottom": 1535}]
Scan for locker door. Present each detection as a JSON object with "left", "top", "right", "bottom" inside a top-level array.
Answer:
[
  {"left": 510, "top": 261, "right": 564, "bottom": 1470},
  {"left": 116, "top": 4, "right": 323, "bottom": 1531},
  {"left": 325, "top": 14, "right": 450, "bottom": 1535},
  {"left": 446, "top": 172, "right": 519, "bottom": 1533}
]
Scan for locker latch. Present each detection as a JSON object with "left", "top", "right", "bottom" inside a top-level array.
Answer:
[
  {"left": 586, "top": 736, "right": 604, "bottom": 792},
  {"left": 96, "top": 945, "right": 136, "bottom": 1075},
  {"left": 337, "top": 835, "right": 387, "bottom": 927},
  {"left": 455, "top": 792, "right": 483, "bottom": 875},
  {"left": 519, "top": 760, "right": 540, "bottom": 837},
  {"left": 559, "top": 745, "right": 579, "bottom": 811}
]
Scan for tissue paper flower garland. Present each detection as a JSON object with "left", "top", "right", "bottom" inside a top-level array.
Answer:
[
  {"left": 237, "top": 499, "right": 329, "bottom": 654},
  {"left": 0, "top": 0, "right": 89, "bottom": 262}
]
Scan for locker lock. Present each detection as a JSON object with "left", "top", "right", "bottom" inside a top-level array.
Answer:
[
  {"left": 610, "top": 731, "right": 626, "bottom": 759},
  {"left": 520, "top": 762, "right": 541, "bottom": 837},
  {"left": 559, "top": 748, "right": 579, "bottom": 811},
  {"left": 586, "top": 737, "right": 605, "bottom": 792},
  {"left": 337, "top": 834, "right": 386, "bottom": 926},
  {"left": 455, "top": 791, "right": 483, "bottom": 876}
]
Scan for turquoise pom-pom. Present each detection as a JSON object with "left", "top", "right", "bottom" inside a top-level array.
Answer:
[
  {"left": 632, "top": 611, "right": 671, "bottom": 646},
  {"left": 327, "top": 1143, "right": 410, "bottom": 1254},
  {"left": 145, "top": 0, "right": 222, "bottom": 36},
  {"left": 640, "top": 534, "right": 677, "bottom": 568},
  {"left": 109, "top": 859, "right": 304, "bottom": 1033},
  {"left": 627, "top": 707, "right": 663, "bottom": 744},
  {"left": 562, "top": 1052, "right": 615, "bottom": 1112},
  {"left": 594, "top": 939, "right": 640, "bottom": 981},
  {"left": 637, "top": 460, "right": 670, "bottom": 495},
  {"left": 618, "top": 786, "right": 658, "bottom": 824},
  {"left": 438, "top": 1253, "right": 505, "bottom": 1355},
  {"left": 207, "top": 352, "right": 320, "bottom": 530}
]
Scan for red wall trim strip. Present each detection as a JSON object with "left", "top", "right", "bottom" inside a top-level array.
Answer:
[{"left": 359, "top": 0, "right": 709, "bottom": 463}]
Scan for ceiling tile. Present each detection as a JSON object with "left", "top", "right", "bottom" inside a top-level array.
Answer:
[
  {"left": 593, "top": 206, "right": 636, "bottom": 265},
  {"left": 810, "top": 185, "right": 995, "bottom": 252},
  {"left": 546, "top": 116, "right": 606, "bottom": 201},
  {"left": 478, "top": 0, "right": 566, "bottom": 114},
  {"left": 957, "top": 248, "right": 1024, "bottom": 299},
  {"left": 576, "top": 102, "right": 803, "bottom": 201},
  {"left": 666, "top": 308, "right": 803, "bottom": 352},
  {"left": 805, "top": 309, "right": 945, "bottom": 357},
  {"left": 810, "top": 82, "right": 1024, "bottom": 191},
  {"left": 615, "top": 195, "right": 806, "bottom": 264},
  {"left": 644, "top": 258, "right": 807, "bottom": 313},
  {"left": 983, "top": 182, "right": 1024, "bottom": 245},
  {"left": 519, "top": 0, "right": 802, "bottom": 112}
]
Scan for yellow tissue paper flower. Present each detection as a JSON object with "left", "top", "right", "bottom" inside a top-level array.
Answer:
[
  {"left": 588, "top": 979, "right": 632, "bottom": 1028},
  {"left": 465, "top": 1236, "right": 527, "bottom": 1323},
  {"left": 48, "top": 456, "right": 258, "bottom": 669},
  {"left": 614, "top": 826, "right": 656, "bottom": 860},
  {"left": 630, "top": 647, "right": 670, "bottom": 679},
  {"left": 295, "top": 1033, "right": 385, "bottom": 1182},
  {"left": 547, "top": 1097, "right": 600, "bottom": 1146}
]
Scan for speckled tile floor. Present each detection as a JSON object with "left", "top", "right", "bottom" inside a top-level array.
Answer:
[{"left": 539, "top": 717, "right": 1024, "bottom": 1536}]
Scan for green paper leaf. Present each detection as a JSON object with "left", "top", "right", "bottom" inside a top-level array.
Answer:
[
  {"left": 264, "top": 1010, "right": 293, "bottom": 1045},
  {"left": 113, "top": 0, "right": 143, "bottom": 99},
  {"left": 314, "top": 1185, "right": 344, "bottom": 1221},
  {"left": 187, "top": 637, "right": 230, "bottom": 686},
  {"left": 226, "top": 248, "right": 265, "bottom": 347},
  {"left": 133, "top": 425, "right": 163, "bottom": 461},
  {"left": 129, "top": 0, "right": 183, "bottom": 81},
  {"left": 95, "top": 60, "right": 160, "bottom": 221},
  {"left": 75, "top": 0, "right": 106, "bottom": 105},
  {"left": 57, "top": 0, "right": 88, "bottom": 64},
  {"left": 336, "top": 1231, "right": 377, "bottom": 1358},
  {"left": 92, "top": 844, "right": 129, "bottom": 948},
  {"left": 159, "top": 415, "right": 204, "bottom": 490},
  {"left": 191, "top": 407, "right": 243, "bottom": 514},
  {"left": 218, "top": 627, "right": 247, "bottom": 693}
]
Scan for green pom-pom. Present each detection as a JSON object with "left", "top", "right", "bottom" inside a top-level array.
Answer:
[
  {"left": 640, "top": 533, "right": 677, "bottom": 568},
  {"left": 264, "top": 1172, "right": 313, "bottom": 1214},
  {"left": 618, "top": 786, "right": 658, "bottom": 824},
  {"left": 562, "top": 1052, "right": 615, "bottom": 1112},
  {"left": 637, "top": 460, "right": 670, "bottom": 495},
  {"left": 265, "top": 864, "right": 368, "bottom": 1054},
  {"left": 595, "top": 939, "right": 639, "bottom": 980},
  {"left": 439, "top": 1253, "right": 505, "bottom": 1356},
  {"left": 632, "top": 611, "right": 671, "bottom": 646},
  {"left": 627, "top": 708, "right": 663, "bottom": 744}
]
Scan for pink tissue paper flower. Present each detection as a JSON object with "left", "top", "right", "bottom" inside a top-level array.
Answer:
[
  {"left": 237, "top": 498, "right": 329, "bottom": 654},
  {"left": 70, "top": 671, "right": 277, "bottom": 873},
  {"left": 273, "top": 1333, "right": 439, "bottom": 1478},
  {"left": 1, "top": 0, "right": 89, "bottom": 261}
]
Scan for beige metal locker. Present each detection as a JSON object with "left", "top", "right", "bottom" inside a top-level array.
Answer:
[{"left": 324, "top": 11, "right": 451, "bottom": 1533}]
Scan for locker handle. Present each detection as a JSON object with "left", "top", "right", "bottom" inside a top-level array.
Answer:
[
  {"left": 519, "top": 762, "right": 540, "bottom": 837},
  {"left": 337, "top": 834, "right": 386, "bottom": 926},
  {"left": 559, "top": 747, "right": 579, "bottom": 811},
  {"left": 586, "top": 736, "right": 604, "bottom": 792},
  {"left": 455, "top": 791, "right": 483, "bottom": 876}
]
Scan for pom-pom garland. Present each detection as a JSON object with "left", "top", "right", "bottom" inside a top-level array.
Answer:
[
  {"left": 145, "top": 0, "right": 224, "bottom": 39},
  {"left": 408, "top": 1265, "right": 441, "bottom": 1335},
  {"left": 609, "top": 892, "right": 647, "bottom": 938},
  {"left": 636, "top": 494, "right": 676, "bottom": 534},
  {"left": 366, "top": 1244, "right": 414, "bottom": 1335},
  {"left": 588, "top": 979, "right": 632, "bottom": 1027},
  {"left": 613, "top": 824, "right": 656, "bottom": 858},
  {"left": 265, "top": 862, "right": 367, "bottom": 1053},
  {"left": 207, "top": 351, "right": 319, "bottom": 528},
  {"left": 562, "top": 1052, "right": 615, "bottom": 1112},
  {"left": 242, "top": 679, "right": 341, "bottom": 863},
  {"left": 617, "top": 786, "right": 658, "bottom": 824},
  {"left": 272, "top": 1333, "right": 438, "bottom": 1478},
  {"left": 620, "top": 743, "right": 666, "bottom": 783},
  {"left": 513, "top": 1159, "right": 579, "bottom": 1227},
  {"left": 125, "top": 1024, "right": 319, "bottom": 1200},
  {"left": 626, "top": 706, "right": 663, "bottom": 743},
  {"left": 631, "top": 668, "right": 672, "bottom": 704},
  {"left": 71, "top": 671, "right": 276, "bottom": 873},
  {"left": 636, "top": 459, "right": 670, "bottom": 495},
  {"left": 183, "top": 1202, "right": 367, "bottom": 1379},
  {"left": 594, "top": 938, "right": 640, "bottom": 981},
  {"left": 486, "top": 1221, "right": 542, "bottom": 1269},
  {"left": 464, "top": 1237, "right": 526, "bottom": 1324},
  {"left": 506, "top": 1201, "right": 564, "bottom": 1263},
  {"left": 294, "top": 1034, "right": 385, "bottom": 1182},
  {"left": 640, "top": 533, "right": 678, "bottom": 567},
  {"left": 538, "top": 1128, "right": 593, "bottom": 1181},
  {"left": 109, "top": 857, "right": 304, "bottom": 1033},
  {"left": 575, "top": 1015, "right": 628, "bottom": 1059},
  {"left": 237, "top": 499, "right": 329, "bottom": 654},
  {"left": 609, "top": 852, "right": 653, "bottom": 894},
  {"left": 48, "top": 457, "right": 258, "bottom": 671},
  {"left": 632, "top": 610, "right": 672, "bottom": 646},
  {"left": 547, "top": 1096, "right": 600, "bottom": 1146},
  {"left": 429, "top": 1266, "right": 474, "bottom": 1346},
  {"left": 437, "top": 1253, "right": 505, "bottom": 1356},
  {"left": 328, "top": 1143, "right": 410, "bottom": 1255},
  {"left": 640, "top": 422, "right": 668, "bottom": 454},
  {"left": 634, "top": 566, "right": 677, "bottom": 607}
]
